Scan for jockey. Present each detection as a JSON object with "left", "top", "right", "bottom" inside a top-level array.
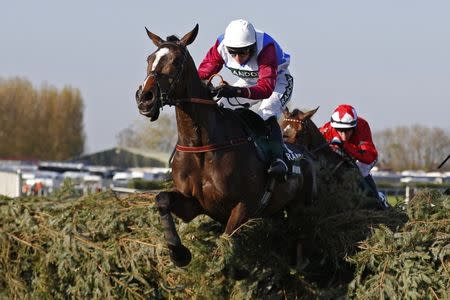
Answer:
[
  {"left": 198, "top": 19, "right": 293, "bottom": 178},
  {"left": 320, "top": 104, "right": 389, "bottom": 209}
]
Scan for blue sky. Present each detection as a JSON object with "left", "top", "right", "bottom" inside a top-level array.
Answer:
[{"left": 1, "top": 0, "right": 449, "bottom": 153}]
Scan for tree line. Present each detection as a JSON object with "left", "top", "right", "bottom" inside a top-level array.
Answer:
[
  {"left": 0, "top": 77, "right": 85, "bottom": 160},
  {"left": 116, "top": 114, "right": 177, "bottom": 154},
  {"left": 374, "top": 125, "right": 450, "bottom": 171},
  {"left": 2, "top": 76, "right": 447, "bottom": 171},
  {"left": 117, "top": 112, "right": 450, "bottom": 171}
]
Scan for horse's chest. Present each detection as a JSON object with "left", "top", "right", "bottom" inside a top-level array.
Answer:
[
  {"left": 176, "top": 172, "right": 224, "bottom": 199},
  {"left": 173, "top": 160, "right": 233, "bottom": 203}
]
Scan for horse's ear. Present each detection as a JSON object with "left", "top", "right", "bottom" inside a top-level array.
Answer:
[
  {"left": 180, "top": 24, "right": 199, "bottom": 46},
  {"left": 283, "top": 106, "right": 290, "bottom": 118},
  {"left": 303, "top": 106, "right": 320, "bottom": 120},
  {"left": 145, "top": 27, "right": 164, "bottom": 47}
]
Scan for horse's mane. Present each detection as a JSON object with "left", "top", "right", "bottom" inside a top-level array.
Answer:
[
  {"left": 304, "top": 118, "right": 327, "bottom": 144},
  {"left": 287, "top": 109, "right": 327, "bottom": 146},
  {"left": 166, "top": 35, "right": 180, "bottom": 42}
]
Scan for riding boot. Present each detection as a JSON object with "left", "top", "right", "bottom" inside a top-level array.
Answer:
[
  {"left": 266, "top": 116, "right": 288, "bottom": 179},
  {"left": 365, "top": 174, "right": 390, "bottom": 210}
]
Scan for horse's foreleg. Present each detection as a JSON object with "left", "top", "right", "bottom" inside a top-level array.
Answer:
[
  {"left": 155, "top": 191, "right": 203, "bottom": 267},
  {"left": 224, "top": 202, "right": 249, "bottom": 235}
]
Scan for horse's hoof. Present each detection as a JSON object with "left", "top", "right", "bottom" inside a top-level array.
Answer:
[{"left": 168, "top": 244, "right": 192, "bottom": 267}]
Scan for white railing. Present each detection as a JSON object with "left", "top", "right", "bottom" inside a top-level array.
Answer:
[{"left": 0, "top": 170, "right": 22, "bottom": 198}]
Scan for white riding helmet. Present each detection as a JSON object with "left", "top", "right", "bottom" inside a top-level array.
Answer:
[
  {"left": 330, "top": 104, "right": 358, "bottom": 129},
  {"left": 223, "top": 19, "right": 256, "bottom": 48}
]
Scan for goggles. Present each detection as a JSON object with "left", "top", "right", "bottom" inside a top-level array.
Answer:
[
  {"left": 335, "top": 127, "right": 354, "bottom": 133},
  {"left": 227, "top": 46, "right": 252, "bottom": 56}
]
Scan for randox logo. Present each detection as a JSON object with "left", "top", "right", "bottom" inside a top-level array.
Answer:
[
  {"left": 228, "top": 67, "right": 259, "bottom": 79},
  {"left": 285, "top": 151, "right": 303, "bottom": 161}
]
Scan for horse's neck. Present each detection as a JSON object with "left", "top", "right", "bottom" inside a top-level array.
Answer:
[
  {"left": 302, "top": 120, "right": 353, "bottom": 166},
  {"left": 307, "top": 120, "right": 328, "bottom": 149},
  {"left": 174, "top": 68, "right": 216, "bottom": 146},
  {"left": 175, "top": 105, "right": 213, "bottom": 146},
  {"left": 311, "top": 125, "right": 345, "bottom": 162}
]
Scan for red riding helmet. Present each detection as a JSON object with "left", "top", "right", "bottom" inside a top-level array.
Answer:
[{"left": 330, "top": 104, "right": 358, "bottom": 129}]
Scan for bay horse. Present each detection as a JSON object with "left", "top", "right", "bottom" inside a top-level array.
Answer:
[
  {"left": 135, "top": 25, "right": 313, "bottom": 267},
  {"left": 281, "top": 107, "right": 381, "bottom": 210}
]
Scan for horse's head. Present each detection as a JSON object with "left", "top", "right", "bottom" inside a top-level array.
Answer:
[
  {"left": 135, "top": 24, "right": 199, "bottom": 121},
  {"left": 281, "top": 107, "right": 320, "bottom": 147}
]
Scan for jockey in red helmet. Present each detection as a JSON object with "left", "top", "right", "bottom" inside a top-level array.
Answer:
[{"left": 320, "top": 104, "right": 389, "bottom": 209}]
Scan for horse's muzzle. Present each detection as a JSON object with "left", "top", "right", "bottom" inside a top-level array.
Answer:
[{"left": 135, "top": 86, "right": 160, "bottom": 120}]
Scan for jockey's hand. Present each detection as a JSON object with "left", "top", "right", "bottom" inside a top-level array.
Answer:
[
  {"left": 330, "top": 137, "right": 343, "bottom": 147},
  {"left": 215, "top": 85, "right": 245, "bottom": 98},
  {"left": 202, "top": 80, "right": 216, "bottom": 98}
]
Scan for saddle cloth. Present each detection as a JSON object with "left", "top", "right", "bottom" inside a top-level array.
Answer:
[{"left": 283, "top": 144, "right": 305, "bottom": 176}]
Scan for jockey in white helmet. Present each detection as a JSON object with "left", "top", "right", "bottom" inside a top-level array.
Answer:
[{"left": 198, "top": 19, "right": 293, "bottom": 179}]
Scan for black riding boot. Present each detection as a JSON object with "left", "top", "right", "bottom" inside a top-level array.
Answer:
[
  {"left": 365, "top": 174, "right": 390, "bottom": 210},
  {"left": 364, "top": 174, "right": 379, "bottom": 196},
  {"left": 266, "top": 116, "right": 288, "bottom": 179}
]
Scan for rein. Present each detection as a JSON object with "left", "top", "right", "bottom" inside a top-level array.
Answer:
[
  {"left": 310, "top": 142, "right": 330, "bottom": 154},
  {"left": 169, "top": 97, "right": 218, "bottom": 106}
]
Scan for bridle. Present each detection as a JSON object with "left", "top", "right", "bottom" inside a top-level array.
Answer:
[
  {"left": 143, "top": 41, "right": 221, "bottom": 111},
  {"left": 148, "top": 41, "right": 189, "bottom": 107}
]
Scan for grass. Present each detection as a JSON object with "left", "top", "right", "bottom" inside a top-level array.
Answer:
[{"left": 387, "top": 195, "right": 404, "bottom": 206}]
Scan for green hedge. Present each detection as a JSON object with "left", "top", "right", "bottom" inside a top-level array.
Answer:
[{"left": 127, "top": 179, "right": 173, "bottom": 190}]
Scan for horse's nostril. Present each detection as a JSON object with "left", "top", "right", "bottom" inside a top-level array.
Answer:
[{"left": 141, "top": 91, "right": 154, "bottom": 102}]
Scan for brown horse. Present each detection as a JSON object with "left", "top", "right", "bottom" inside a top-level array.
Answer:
[
  {"left": 135, "top": 25, "right": 313, "bottom": 267},
  {"left": 281, "top": 107, "right": 381, "bottom": 210}
]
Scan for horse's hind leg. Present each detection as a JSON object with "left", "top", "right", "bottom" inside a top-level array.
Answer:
[{"left": 155, "top": 191, "right": 203, "bottom": 267}]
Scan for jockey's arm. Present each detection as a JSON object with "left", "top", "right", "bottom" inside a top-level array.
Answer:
[
  {"left": 198, "top": 40, "right": 224, "bottom": 80},
  {"left": 320, "top": 122, "right": 378, "bottom": 165},
  {"left": 342, "top": 121, "right": 378, "bottom": 164},
  {"left": 342, "top": 141, "right": 378, "bottom": 164},
  {"left": 246, "top": 43, "right": 277, "bottom": 100}
]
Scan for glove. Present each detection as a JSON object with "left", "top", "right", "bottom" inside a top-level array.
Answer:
[
  {"left": 330, "top": 137, "right": 343, "bottom": 147},
  {"left": 330, "top": 137, "right": 349, "bottom": 159},
  {"left": 214, "top": 85, "right": 245, "bottom": 98},
  {"left": 202, "top": 80, "right": 216, "bottom": 98}
]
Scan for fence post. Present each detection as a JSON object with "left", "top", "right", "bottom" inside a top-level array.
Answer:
[
  {"left": 17, "top": 169, "right": 23, "bottom": 197},
  {"left": 405, "top": 185, "right": 410, "bottom": 204}
]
